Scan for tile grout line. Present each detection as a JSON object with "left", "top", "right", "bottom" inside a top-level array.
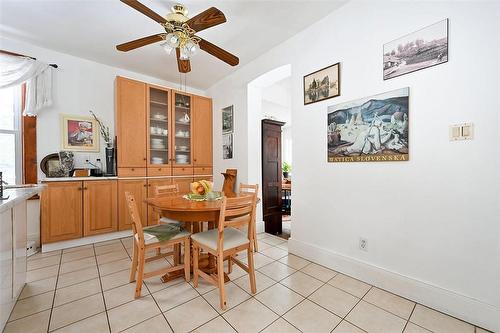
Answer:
[
  {"left": 45, "top": 251, "right": 62, "bottom": 333},
  {"left": 93, "top": 243, "right": 113, "bottom": 333},
  {"left": 402, "top": 303, "right": 417, "bottom": 332},
  {"left": 121, "top": 237, "right": 177, "bottom": 333}
]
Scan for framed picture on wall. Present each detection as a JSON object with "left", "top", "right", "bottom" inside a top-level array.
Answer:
[
  {"left": 327, "top": 87, "right": 409, "bottom": 163},
  {"left": 222, "top": 133, "right": 233, "bottom": 159},
  {"left": 303, "top": 62, "right": 340, "bottom": 105},
  {"left": 222, "top": 105, "right": 234, "bottom": 133},
  {"left": 60, "top": 114, "right": 100, "bottom": 151},
  {"left": 383, "top": 19, "right": 448, "bottom": 80}
]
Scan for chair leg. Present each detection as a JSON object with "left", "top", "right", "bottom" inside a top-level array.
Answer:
[
  {"left": 193, "top": 244, "right": 199, "bottom": 287},
  {"left": 183, "top": 238, "right": 190, "bottom": 282},
  {"left": 173, "top": 243, "right": 181, "bottom": 265},
  {"left": 135, "top": 247, "right": 145, "bottom": 298},
  {"left": 129, "top": 242, "right": 138, "bottom": 283},
  {"left": 156, "top": 247, "right": 161, "bottom": 256},
  {"left": 217, "top": 254, "right": 227, "bottom": 310},
  {"left": 247, "top": 247, "right": 257, "bottom": 294}
]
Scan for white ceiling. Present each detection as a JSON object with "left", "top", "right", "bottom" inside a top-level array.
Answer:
[{"left": 0, "top": 0, "right": 345, "bottom": 90}]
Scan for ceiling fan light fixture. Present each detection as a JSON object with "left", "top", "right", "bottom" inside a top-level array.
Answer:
[
  {"left": 166, "top": 33, "right": 180, "bottom": 47},
  {"left": 185, "top": 40, "right": 198, "bottom": 55},
  {"left": 160, "top": 41, "right": 174, "bottom": 55},
  {"left": 179, "top": 47, "right": 190, "bottom": 60}
]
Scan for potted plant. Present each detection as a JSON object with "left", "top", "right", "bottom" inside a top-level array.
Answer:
[{"left": 282, "top": 162, "right": 291, "bottom": 179}]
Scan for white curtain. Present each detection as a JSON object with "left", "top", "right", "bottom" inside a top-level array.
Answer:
[{"left": 0, "top": 53, "right": 53, "bottom": 116}]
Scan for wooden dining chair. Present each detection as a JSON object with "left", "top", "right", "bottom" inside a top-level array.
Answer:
[
  {"left": 191, "top": 194, "right": 257, "bottom": 310},
  {"left": 154, "top": 184, "right": 180, "bottom": 224},
  {"left": 125, "top": 192, "right": 191, "bottom": 298},
  {"left": 239, "top": 183, "right": 259, "bottom": 252}
]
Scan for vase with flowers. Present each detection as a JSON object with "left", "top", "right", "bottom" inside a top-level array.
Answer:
[{"left": 89, "top": 110, "right": 115, "bottom": 175}]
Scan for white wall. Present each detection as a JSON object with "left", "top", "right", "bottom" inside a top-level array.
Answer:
[
  {"left": 1, "top": 36, "right": 205, "bottom": 247},
  {"left": 207, "top": 1, "right": 500, "bottom": 331}
]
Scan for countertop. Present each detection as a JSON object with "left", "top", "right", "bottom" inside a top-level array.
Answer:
[
  {"left": 41, "top": 176, "right": 118, "bottom": 182},
  {"left": 0, "top": 185, "right": 46, "bottom": 213}
]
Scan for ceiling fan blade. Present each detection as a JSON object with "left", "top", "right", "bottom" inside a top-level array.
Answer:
[
  {"left": 120, "top": 0, "right": 166, "bottom": 24},
  {"left": 116, "top": 34, "right": 164, "bottom": 52},
  {"left": 186, "top": 7, "right": 226, "bottom": 33},
  {"left": 198, "top": 39, "right": 239, "bottom": 66},
  {"left": 176, "top": 48, "right": 191, "bottom": 73}
]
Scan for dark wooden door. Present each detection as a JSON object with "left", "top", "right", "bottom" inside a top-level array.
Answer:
[{"left": 261, "top": 119, "right": 285, "bottom": 235}]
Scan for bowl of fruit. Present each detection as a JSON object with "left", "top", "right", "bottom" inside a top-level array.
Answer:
[{"left": 184, "top": 180, "right": 222, "bottom": 201}]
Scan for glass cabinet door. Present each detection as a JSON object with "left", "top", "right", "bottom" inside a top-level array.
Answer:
[
  {"left": 148, "top": 87, "right": 170, "bottom": 166},
  {"left": 172, "top": 92, "right": 192, "bottom": 166}
]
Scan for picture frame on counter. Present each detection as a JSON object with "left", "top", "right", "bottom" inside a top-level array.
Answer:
[{"left": 61, "top": 114, "right": 99, "bottom": 152}]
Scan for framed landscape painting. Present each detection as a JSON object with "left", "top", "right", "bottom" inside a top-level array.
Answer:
[
  {"left": 383, "top": 19, "right": 448, "bottom": 80},
  {"left": 327, "top": 87, "right": 409, "bottom": 163},
  {"left": 61, "top": 114, "right": 99, "bottom": 151},
  {"left": 304, "top": 62, "right": 340, "bottom": 105}
]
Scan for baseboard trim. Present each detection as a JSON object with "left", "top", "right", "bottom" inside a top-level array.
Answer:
[
  {"left": 288, "top": 237, "right": 499, "bottom": 332},
  {"left": 42, "top": 230, "right": 132, "bottom": 252},
  {"left": 256, "top": 220, "right": 265, "bottom": 233}
]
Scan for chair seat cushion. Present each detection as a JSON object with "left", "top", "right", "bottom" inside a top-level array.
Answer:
[
  {"left": 191, "top": 227, "right": 249, "bottom": 251},
  {"left": 143, "top": 224, "right": 190, "bottom": 245}
]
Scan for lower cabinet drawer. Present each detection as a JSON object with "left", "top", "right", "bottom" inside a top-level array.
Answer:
[
  {"left": 172, "top": 167, "right": 193, "bottom": 176},
  {"left": 148, "top": 167, "right": 172, "bottom": 177},
  {"left": 118, "top": 167, "right": 147, "bottom": 177},
  {"left": 193, "top": 167, "right": 212, "bottom": 175}
]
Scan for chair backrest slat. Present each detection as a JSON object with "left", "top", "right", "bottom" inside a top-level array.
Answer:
[
  {"left": 216, "top": 191, "right": 257, "bottom": 252},
  {"left": 125, "top": 192, "right": 145, "bottom": 246}
]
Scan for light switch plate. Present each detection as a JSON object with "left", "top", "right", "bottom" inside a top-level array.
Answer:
[{"left": 450, "top": 123, "right": 474, "bottom": 141}]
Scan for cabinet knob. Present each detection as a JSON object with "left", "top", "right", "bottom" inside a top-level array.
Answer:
[
  {"left": 78, "top": 187, "right": 83, "bottom": 191},
  {"left": 83, "top": 187, "right": 88, "bottom": 190},
  {"left": 158, "top": 168, "right": 161, "bottom": 171},
  {"left": 143, "top": 157, "right": 147, "bottom": 161},
  {"left": 131, "top": 168, "right": 135, "bottom": 171}
]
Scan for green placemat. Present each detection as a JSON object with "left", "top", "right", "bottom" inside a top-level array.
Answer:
[
  {"left": 183, "top": 191, "right": 223, "bottom": 201},
  {"left": 143, "top": 223, "right": 183, "bottom": 242}
]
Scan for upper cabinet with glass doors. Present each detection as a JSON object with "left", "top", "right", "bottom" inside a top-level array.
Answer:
[{"left": 147, "top": 85, "right": 171, "bottom": 175}]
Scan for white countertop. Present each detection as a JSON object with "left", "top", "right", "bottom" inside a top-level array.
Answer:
[
  {"left": 41, "top": 176, "right": 118, "bottom": 182},
  {"left": 0, "top": 185, "right": 46, "bottom": 213}
]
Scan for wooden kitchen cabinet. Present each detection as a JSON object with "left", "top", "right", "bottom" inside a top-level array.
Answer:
[
  {"left": 83, "top": 180, "right": 117, "bottom": 236},
  {"left": 192, "top": 95, "right": 213, "bottom": 167},
  {"left": 41, "top": 182, "right": 83, "bottom": 244},
  {"left": 118, "top": 179, "right": 147, "bottom": 230},
  {"left": 116, "top": 76, "right": 147, "bottom": 174}
]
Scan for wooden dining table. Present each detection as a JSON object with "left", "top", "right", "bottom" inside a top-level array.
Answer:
[{"left": 145, "top": 194, "right": 242, "bottom": 283}]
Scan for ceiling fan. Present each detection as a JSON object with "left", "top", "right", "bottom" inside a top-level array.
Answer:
[{"left": 116, "top": 0, "right": 239, "bottom": 73}]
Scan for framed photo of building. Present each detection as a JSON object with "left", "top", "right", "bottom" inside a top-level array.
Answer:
[
  {"left": 61, "top": 114, "right": 99, "bottom": 151},
  {"left": 327, "top": 87, "right": 409, "bottom": 163},
  {"left": 304, "top": 62, "right": 340, "bottom": 105},
  {"left": 222, "top": 133, "right": 233, "bottom": 159},
  {"left": 222, "top": 105, "right": 234, "bottom": 134},
  {"left": 383, "top": 19, "right": 448, "bottom": 80}
]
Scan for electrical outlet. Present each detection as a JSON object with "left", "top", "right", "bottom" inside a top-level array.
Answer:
[{"left": 359, "top": 238, "right": 368, "bottom": 251}]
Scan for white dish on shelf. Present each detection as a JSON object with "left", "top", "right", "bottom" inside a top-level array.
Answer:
[{"left": 153, "top": 114, "right": 167, "bottom": 120}]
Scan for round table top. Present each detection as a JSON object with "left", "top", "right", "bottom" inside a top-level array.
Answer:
[{"left": 145, "top": 194, "right": 222, "bottom": 212}]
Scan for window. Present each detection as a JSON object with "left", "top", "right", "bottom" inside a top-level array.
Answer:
[{"left": 0, "top": 86, "right": 22, "bottom": 184}]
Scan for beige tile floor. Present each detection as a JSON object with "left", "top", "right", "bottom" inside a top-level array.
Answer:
[{"left": 4, "top": 233, "right": 491, "bottom": 333}]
